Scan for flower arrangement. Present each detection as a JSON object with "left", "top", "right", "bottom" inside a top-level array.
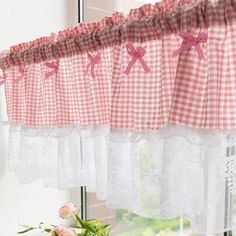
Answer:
[{"left": 17, "top": 202, "right": 111, "bottom": 236}]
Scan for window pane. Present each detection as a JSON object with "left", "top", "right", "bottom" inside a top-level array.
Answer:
[
  {"left": 88, "top": 194, "right": 191, "bottom": 235},
  {"left": 84, "top": 1, "right": 226, "bottom": 236},
  {"left": 84, "top": 0, "right": 162, "bottom": 22}
]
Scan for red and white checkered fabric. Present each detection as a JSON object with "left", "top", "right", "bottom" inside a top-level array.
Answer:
[
  {"left": 169, "top": 23, "right": 236, "bottom": 129},
  {"left": 2, "top": 0, "right": 236, "bottom": 131},
  {"left": 110, "top": 38, "right": 178, "bottom": 131},
  {"left": 4, "top": 47, "right": 113, "bottom": 127},
  {"left": 0, "top": 0, "right": 216, "bottom": 69}
]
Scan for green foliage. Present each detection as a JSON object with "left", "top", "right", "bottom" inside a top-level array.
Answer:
[
  {"left": 17, "top": 227, "right": 36, "bottom": 234},
  {"left": 75, "top": 216, "right": 111, "bottom": 236},
  {"left": 116, "top": 210, "right": 190, "bottom": 235},
  {"left": 17, "top": 204, "right": 191, "bottom": 236},
  {"left": 17, "top": 214, "right": 111, "bottom": 236}
]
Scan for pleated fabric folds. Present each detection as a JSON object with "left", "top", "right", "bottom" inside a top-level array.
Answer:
[{"left": 1, "top": 0, "right": 236, "bottom": 234}]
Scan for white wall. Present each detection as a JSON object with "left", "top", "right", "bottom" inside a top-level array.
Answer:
[
  {"left": 85, "top": 0, "right": 147, "bottom": 22},
  {"left": 84, "top": 0, "right": 140, "bottom": 22},
  {"left": 0, "top": 1, "right": 79, "bottom": 235}
]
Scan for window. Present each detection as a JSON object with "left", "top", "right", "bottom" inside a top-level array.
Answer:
[
  {"left": 86, "top": 139, "right": 190, "bottom": 235},
  {"left": 88, "top": 194, "right": 191, "bottom": 235},
  {"left": 82, "top": 1, "right": 233, "bottom": 236},
  {"left": 83, "top": 1, "right": 190, "bottom": 235}
]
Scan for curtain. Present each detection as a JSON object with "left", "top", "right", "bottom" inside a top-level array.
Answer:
[{"left": 0, "top": 0, "right": 236, "bottom": 234}]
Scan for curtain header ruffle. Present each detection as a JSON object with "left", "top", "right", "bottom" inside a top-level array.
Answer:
[
  {"left": 1, "top": 1, "right": 236, "bottom": 234},
  {"left": 0, "top": 0, "right": 233, "bottom": 70}
]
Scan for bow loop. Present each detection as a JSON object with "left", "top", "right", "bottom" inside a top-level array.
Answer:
[
  {"left": 197, "top": 33, "right": 208, "bottom": 43},
  {"left": 136, "top": 47, "right": 146, "bottom": 57},
  {"left": 179, "top": 31, "right": 195, "bottom": 40},
  {"left": 88, "top": 53, "right": 101, "bottom": 64},
  {"left": 85, "top": 53, "right": 101, "bottom": 78},
  {"left": 15, "top": 65, "right": 26, "bottom": 82},
  {"left": 125, "top": 43, "right": 151, "bottom": 75},
  {"left": 45, "top": 61, "right": 59, "bottom": 79},
  {"left": 174, "top": 31, "right": 208, "bottom": 59},
  {"left": 126, "top": 43, "right": 146, "bottom": 58},
  {"left": 126, "top": 43, "right": 135, "bottom": 56}
]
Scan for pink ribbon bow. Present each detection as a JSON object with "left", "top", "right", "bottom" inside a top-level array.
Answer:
[
  {"left": 14, "top": 66, "right": 26, "bottom": 82},
  {"left": 125, "top": 43, "right": 151, "bottom": 75},
  {"left": 85, "top": 53, "right": 101, "bottom": 78},
  {"left": 45, "top": 61, "right": 59, "bottom": 78},
  {"left": 0, "top": 74, "right": 6, "bottom": 85},
  {"left": 173, "top": 32, "right": 208, "bottom": 59}
]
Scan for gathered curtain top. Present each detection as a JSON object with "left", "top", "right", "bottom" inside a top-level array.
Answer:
[
  {"left": 0, "top": 0, "right": 231, "bottom": 70},
  {"left": 2, "top": 1, "right": 236, "bottom": 234},
  {"left": 0, "top": 0, "right": 236, "bottom": 130},
  {"left": 8, "top": 0, "right": 201, "bottom": 54}
]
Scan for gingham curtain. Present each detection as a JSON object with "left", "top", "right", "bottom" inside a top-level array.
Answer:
[{"left": 1, "top": 0, "right": 236, "bottom": 234}]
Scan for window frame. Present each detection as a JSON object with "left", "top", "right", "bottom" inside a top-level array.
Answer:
[{"left": 77, "top": 1, "right": 233, "bottom": 235}]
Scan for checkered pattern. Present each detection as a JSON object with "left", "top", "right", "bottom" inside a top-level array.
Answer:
[
  {"left": 2, "top": 0, "right": 236, "bottom": 131},
  {"left": 110, "top": 39, "right": 178, "bottom": 131},
  {"left": 5, "top": 48, "right": 113, "bottom": 127},
  {"left": 0, "top": 0, "right": 210, "bottom": 69},
  {"left": 10, "top": 36, "right": 53, "bottom": 53},
  {"left": 169, "top": 19, "right": 236, "bottom": 129}
]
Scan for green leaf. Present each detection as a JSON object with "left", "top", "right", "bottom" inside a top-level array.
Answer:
[
  {"left": 72, "top": 226, "right": 82, "bottom": 229},
  {"left": 82, "top": 229, "right": 89, "bottom": 236},
  {"left": 83, "top": 223, "right": 97, "bottom": 234},
  {"left": 17, "top": 227, "right": 35, "bottom": 234},
  {"left": 75, "top": 215, "right": 86, "bottom": 228},
  {"left": 87, "top": 219, "right": 100, "bottom": 224},
  {"left": 101, "top": 224, "right": 110, "bottom": 229},
  {"left": 44, "top": 228, "right": 52, "bottom": 233},
  {"left": 39, "top": 222, "right": 44, "bottom": 227}
]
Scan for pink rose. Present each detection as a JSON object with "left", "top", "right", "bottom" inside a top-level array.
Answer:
[
  {"left": 59, "top": 203, "right": 77, "bottom": 219},
  {"left": 51, "top": 226, "right": 65, "bottom": 236},
  {"left": 61, "top": 228, "right": 77, "bottom": 236}
]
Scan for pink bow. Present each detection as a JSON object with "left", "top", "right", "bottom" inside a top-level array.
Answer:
[
  {"left": 85, "top": 53, "right": 101, "bottom": 78},
  {"left": 45, "top": 61, "right": 59, "bottom": 78},
  {"left": 0, "top": 74, "right": 6, "bottom": 85},
  {"left": 125, "top": 43, "right": 151, "bottom": 75},
  {"left": 173, "top": 32, "right": 208, "bottom": 59},
  {"left": 14, "top": 66, "right": 26, "bottom": 82}
]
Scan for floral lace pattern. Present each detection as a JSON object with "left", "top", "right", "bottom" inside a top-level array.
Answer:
[{"left": 6, "top": 124, "right": 236, "bottom": 234}]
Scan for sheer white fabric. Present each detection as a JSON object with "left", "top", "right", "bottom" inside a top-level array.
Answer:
[{"left": 8, "top": 124, "right": 236, "bottom": 234}]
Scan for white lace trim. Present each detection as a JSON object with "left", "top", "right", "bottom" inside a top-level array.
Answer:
[{"left": 7, "top": 124, "right": 236, "bottom": 234}]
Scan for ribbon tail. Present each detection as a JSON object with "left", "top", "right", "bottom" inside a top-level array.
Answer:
[
  {"left": 173, "top": 48, "right": 182, "bottom": 57},
  {"left": 139, "top": 58, "right": 151, "bottom": 73},
  {"left": 85, "top": 63, "right": 91, "bottom": 76},
  {"left": 45, "top": 62, "right": 58, "bottom": 79},
  {"left": 195, "top": 45, "right": 204, "bottom": 59},
  {"left": 125, "top": 58, "right": 136, "bottom": 75},
  {"left": 14, "top": 66, "right": 26, "bottom": 82},
  {"left": 91, "top": 64, "right": 96, "bottom": 78}
]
